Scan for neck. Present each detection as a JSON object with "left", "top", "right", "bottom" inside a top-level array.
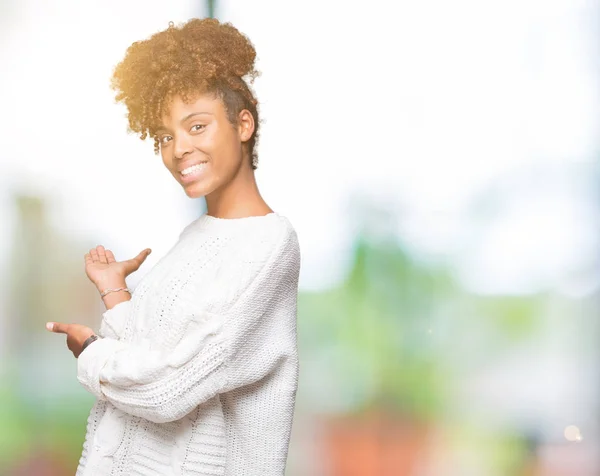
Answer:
[{"left": 205, "top": 160, "right": 272, "bottom": 219}]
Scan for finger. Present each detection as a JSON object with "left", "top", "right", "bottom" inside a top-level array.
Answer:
[
  {"left": 96, "top": 245, "right": 108, "bottom": 264},
  {"left": 105, "top": 250, "right": 116, "bottom": 264},
  {"left": 84, "top": 253, "right": 93, "bottom": 264},
  {"left": 90, "top": 247, "right": 99, "bottom": 262},
  {"left": 46, "top": 322, "right": 69, "bottom": 334}
]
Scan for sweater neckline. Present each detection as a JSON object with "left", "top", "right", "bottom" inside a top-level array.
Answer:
[{"left": 193, "top": 211, "right": 279, "bottom": 232}]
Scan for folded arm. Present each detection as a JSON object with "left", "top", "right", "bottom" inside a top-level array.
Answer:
[{"left": 77, "top": 226, "right": 300, "bottom": 423}]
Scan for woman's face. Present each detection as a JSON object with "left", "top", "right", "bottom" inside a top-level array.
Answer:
[{"left": 157, "top": 92, "right": 254, "bottom": 199}]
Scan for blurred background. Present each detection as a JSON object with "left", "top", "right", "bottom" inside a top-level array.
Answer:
[{"left": 1, "top": 0, "right": 599, "bottom": 474}]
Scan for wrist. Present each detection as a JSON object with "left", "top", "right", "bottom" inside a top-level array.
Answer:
[
  {"left": 101, "top": 287, "right": 132, "bottom": 311},
  {"left": 99, "top": 286, "right": 131, "bottom": 298},
  {"left": 97, "top": 278, "right": 127, "bottom": 294},
  {"left": 95, "top": 276, "right": 127, "bottom": 292},
  {"left": 96, "top": 279, "right": 127, "bottom": 292}
]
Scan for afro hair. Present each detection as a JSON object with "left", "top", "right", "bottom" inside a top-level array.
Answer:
[{"left": 111, "top": 18, "right": 262, "bottom": 169}]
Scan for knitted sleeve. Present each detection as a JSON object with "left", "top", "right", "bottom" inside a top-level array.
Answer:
[
  {"left": 76, "top": 227, "right": 300, "bottom": 424},
  {"left": 97, "top": 300, "right": 132, "bottom": 339}
]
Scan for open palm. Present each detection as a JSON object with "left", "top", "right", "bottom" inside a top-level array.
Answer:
[{"left": 85, "top": 245, "right": 151, "bottom": 287}]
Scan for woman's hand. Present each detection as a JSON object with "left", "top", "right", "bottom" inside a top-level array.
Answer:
[
  {"left": 85, "top": 245, "right": 151, "bottom": 288},
  {"left": 46, "top": 322, "right": 95, "bottom": 358}
]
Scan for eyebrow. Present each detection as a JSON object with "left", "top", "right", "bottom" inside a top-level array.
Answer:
[
  {"left": 181, "top": 111, "right": 213, "bottom": 122},
  {"left": 156, "top": 112, "right": 214, "bottom": 134}
]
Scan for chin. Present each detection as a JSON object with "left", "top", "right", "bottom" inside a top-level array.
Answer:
[
  {"left": 183, "top": 182, "right": 212, "bottom": 199},
  {"left": 184, "top": 188, "right": 206, "bottom": 199}
]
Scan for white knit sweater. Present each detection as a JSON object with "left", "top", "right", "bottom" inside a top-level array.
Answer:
[{"left": 75, "top": 212, "right": 301, "bottom": 476}]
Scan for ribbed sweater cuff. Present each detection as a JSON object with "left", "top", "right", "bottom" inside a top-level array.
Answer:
[{"left": 99, "top": 300, "right": 132, "bottom": 339}]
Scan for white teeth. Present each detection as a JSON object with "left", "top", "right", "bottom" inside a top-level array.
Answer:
[{"left": 181, "top": 163, "right": 206, "bottom": 176}]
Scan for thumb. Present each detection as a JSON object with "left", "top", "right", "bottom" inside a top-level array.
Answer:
[
  {"left": 135, "top": 248, "right": 152, "bottom": 263},
  {"left": 127, "top": 248, "right": 152, "bottom": 267},
  {"left": 46, "top": 322, "right": 69, "bottom": 334},
  {"left": 121, "top": 248, "right": 152, "bottom": 275}
]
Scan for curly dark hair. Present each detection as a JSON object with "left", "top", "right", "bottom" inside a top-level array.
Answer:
[{"left": 110, "top": 18, "right": 261, "bottom": 169}]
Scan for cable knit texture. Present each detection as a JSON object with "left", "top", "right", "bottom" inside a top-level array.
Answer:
[{"left": 75, "top": 212, "right": 301, "bottom": 476}]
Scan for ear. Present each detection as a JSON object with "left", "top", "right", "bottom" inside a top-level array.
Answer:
[{"left": 237, "top": 109, "right": 255, "bottom": 143}]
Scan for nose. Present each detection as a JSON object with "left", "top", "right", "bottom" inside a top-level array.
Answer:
[{"left": 173, "top": 134, "right": 194, "bottom": 159}]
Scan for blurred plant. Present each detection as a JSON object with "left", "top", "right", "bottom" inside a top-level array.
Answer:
[
  {"left": 0, "top": 367, "right": 92, "bottom": 472},
  {"left": 298, "top": 199, "right": 457, "bottom": 422},
  {"left": 298, "top": 198, "right": 542, "bottom": 422},
  {"left": 299, "top": 234, "right": 453, "bottom": 421}
]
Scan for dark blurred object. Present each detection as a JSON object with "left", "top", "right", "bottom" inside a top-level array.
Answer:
[{"left": 206, "top": 0, "right": 216, "bottom": 18}]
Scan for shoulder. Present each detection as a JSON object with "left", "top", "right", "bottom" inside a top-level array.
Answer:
[
  {"left": 267, "top": 216, "right": 301, "bottom": 278},
  {"left": 209, "top": 215, "right": 300, "bottom": 311},
  {"left": 227, "top": 214, "right": 300, "bottom": 271},
  {"left": 266, "top": 215, "right": 301, "bottom": 262}
]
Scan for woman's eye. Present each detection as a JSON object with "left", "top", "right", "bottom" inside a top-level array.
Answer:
[
  {"left": 191, "top": 124, "right": 206, "bottom": 132},
  {"left": 160, "top": 136, "right": 172, "bottom": 144}
]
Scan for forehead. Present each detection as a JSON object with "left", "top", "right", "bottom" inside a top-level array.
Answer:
[{"left": 160, "top": 92, "right": 223, "bottom": 124}]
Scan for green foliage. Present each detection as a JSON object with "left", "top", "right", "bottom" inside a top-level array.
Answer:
[
  {"left": 0, "top": 371, "right": 90, "bottom": 470},
  {"left": 474, "top": 296, "right": 543, "bottom": 340},
  {"left": 298, "top": 229, "right": 541, "bottom": 422},
  {"left": 0, "top": 384, "right": 30, "bottom": 466},
  {"left": 298, "top": 233, "right": 456, "bottom": 421}
]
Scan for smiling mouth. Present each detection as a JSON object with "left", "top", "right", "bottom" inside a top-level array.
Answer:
[
  {"left": 179, "top": 162, "right": 208, "bottom": 184},
  {"left": 180, "top": 162, "right": 208, "bottom": 176}
]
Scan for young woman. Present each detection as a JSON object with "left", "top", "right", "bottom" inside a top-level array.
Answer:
[{"left": 46, "top": 18, "right": 301, "bottom": 476}]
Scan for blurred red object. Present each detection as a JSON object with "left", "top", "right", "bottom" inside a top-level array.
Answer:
[{"left": 320, "top": 409, "right": 430, "bottom": 476}]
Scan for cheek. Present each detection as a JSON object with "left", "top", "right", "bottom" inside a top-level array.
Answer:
[
  {"left": 195, "top": 130, "right": 217, "bottom": 150},
  {"left": 160, "top": 151, "right": 172, "bottom": 170},
  {"left": 214, "top": 131, "right": 243, "bottom": 162}
]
